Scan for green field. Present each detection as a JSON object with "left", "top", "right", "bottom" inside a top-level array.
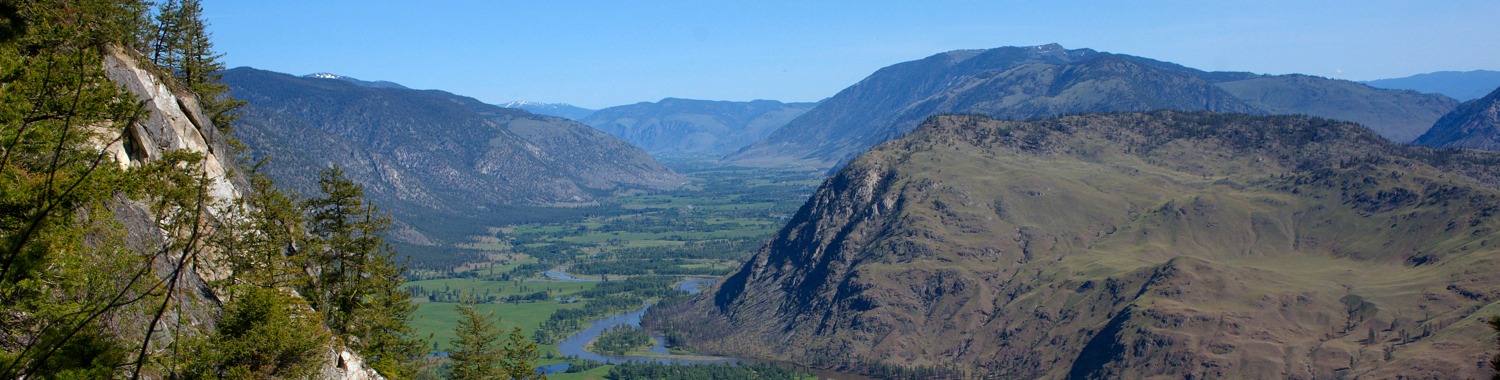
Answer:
[
  {"left": 413, "top": 300, "right": 580, "bottom": 352},
  {"left": 402, "top": 157, "right": 823, "bottom": 366}
]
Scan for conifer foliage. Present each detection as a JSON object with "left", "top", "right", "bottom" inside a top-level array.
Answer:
[
  {"left": 449, "top": 303, "right": 545, "bottom": 380},
  {"left": 149, "top": 0, "right": 242, "bottom": 130},
  {"left": 0, "top": 1, "right": 437, "bottom": 379},
  {"left": 302, "top": 166, "right": 426, "bottom": 378}
]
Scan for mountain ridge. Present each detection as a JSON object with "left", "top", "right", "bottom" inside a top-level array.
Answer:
[
  {"left": 224, "top": 67, "right": 683, "bottom": 244},
  {"left": 653, "top": 111, "right": 1500, "bottom": 378},
  {"left": 501, "top": 101, "right": 597, "bottom": 120},
  {"left": 724, "top": 44, "right": 1457, "bottom": 168},
  {"left": 1365, "top": 70, "right": 1500, "bottom": 101},
  {"left": 1414, "top": 86, "right": 1500, "bottom": 151},
  {"left": 581, "top": 98, "right": 815, "bottom": 155}
]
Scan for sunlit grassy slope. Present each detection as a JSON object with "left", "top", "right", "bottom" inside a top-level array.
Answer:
[{"left": 664, "top": 111, "right": 1500, "bottom": 378}]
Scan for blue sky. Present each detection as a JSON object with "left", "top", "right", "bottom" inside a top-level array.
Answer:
[{"left": 203, "top": 1, "right": 1500, "bottom": 109}]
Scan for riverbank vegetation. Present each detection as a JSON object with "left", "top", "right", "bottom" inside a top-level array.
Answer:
[{"left": 590, "top": 326, "right": 653, "bottom": 356}]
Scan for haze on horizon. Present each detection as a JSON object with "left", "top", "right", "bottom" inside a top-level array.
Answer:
[{"left": 203, "top": 1, "right": 1500, "bottom": 109}]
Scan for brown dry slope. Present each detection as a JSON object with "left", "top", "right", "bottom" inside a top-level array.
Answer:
[{"left": 649, "top": 111, "right": 1500, "bottom": 378}]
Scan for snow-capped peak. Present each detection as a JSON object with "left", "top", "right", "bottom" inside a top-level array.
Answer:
[
  {"left": 502, "top": 100, "right": 546, "bottom": 107},
  {"left": 305, "top": 72, "right": 343, "bottom": 80}
]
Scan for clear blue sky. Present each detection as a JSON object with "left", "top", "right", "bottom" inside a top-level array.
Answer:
[{"left": 203, "top": 1, "right": 1500, "bottom": 109}]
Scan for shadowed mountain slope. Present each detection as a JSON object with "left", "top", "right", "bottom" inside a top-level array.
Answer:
[
  {"left": 1415, "top": 86, "right": 1500, "bottom": 151},
  {"left": 224, "top": 67, "right": 683, "bottom": 243}
]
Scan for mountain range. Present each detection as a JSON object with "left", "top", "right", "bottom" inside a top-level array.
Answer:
[
  {"left": 223, "top": 67, "right": 683, "bottom": 244},
  {"left": 724, "top": 44, "right": 1458, "bottom": 168},
  {"left": 1365, "top": 70, "right": 1500, "bottom": 101},
  {"left": 651, "top": 111, "right": 1500, "bottom": 378},
  {"left": 304, "top": 72, "right": 410, "bottom": 90},
  {"left": 501, "top": 101, "right": 597, "bottom": 120},
  {"left": 581, "top": 98, "right": 815, "bottom": 156}
]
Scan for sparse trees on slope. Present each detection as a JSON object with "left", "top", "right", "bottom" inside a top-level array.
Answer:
[
  {"left": 303, "top": 166, "right": 425, "bottom": 378},
  {"left": 150, "top": 0, "right": 243, "bottom": 132}
]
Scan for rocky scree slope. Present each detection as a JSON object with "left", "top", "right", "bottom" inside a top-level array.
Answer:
[
  {"left": 1414, "top": 86, "right": 1500, "bottom": 151},
  {"left": 653, "top": 111, "right": 1500, "bottom": 378},
  {"left": 725, "top": 44, "right": 1456, "bottom": 168},
  {"left": 223, "top": 67, "right": 684, "bottom": 243},
  {"left": 581, "top": 98, "right": 814, "bottom": 155}
]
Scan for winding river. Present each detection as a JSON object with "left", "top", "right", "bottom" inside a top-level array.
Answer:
[
  {"left": 553, "top": 278, "right": 732, "bottom": 365},
  {"left": 542, "top": 277, "right": 875, "bottom": 379}
]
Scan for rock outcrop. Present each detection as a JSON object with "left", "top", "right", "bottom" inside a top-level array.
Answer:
[{"left": 101, "top": 47, "right": 384, "bottom": 380}]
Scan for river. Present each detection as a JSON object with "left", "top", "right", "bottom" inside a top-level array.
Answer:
[
  {"left": 543, "top": 277, "right": 875, "bottom": 379},
  {"left": 552, "top": 278, "right": 730, "bottom": 366}
]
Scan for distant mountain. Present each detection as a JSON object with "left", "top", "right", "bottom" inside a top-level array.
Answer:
[
  {"left": 725, "top": 44, "right": 1457, "bottom": 168},
  {"left": 501, "top": 101, "right": 596, "bottom": 120},
  {"left": 224, "top": 67, "right": 683, "bottom": 244},
  {"left": 1365, "top": 70, "right": 1500, "bottom": 101},
  {"left": 303, "top": 72, "right": 410, "bottom": 90},
  {"left": 580, "top": 98, "right": 815, "bottom": 155},
  {"left": 1216, "top": 74, "right": 1457, "bottom": 142},
  {"left": 653, "top": 111, "right": 1500, "bottom": 378},
  {"left": 1414, "top": 86, "right": 1500, "bottom": 150}
]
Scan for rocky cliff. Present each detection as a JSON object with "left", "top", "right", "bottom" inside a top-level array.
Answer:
[
  {"left": 653, "top": 111, "right": 1500, "bottom": 378},
  {"left": 101, "top": 48, "right": 383, "bottom": 380}
]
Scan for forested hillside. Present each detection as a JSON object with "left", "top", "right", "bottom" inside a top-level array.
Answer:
[{"left": 0, "top": 1, "right": 539, "bottom": 378}]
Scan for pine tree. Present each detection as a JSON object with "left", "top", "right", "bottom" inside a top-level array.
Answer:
[
  {"left": 151, "top": 0, "right": 183, "bottom": 69},
  {"left": 150, "top": 0, "right": 243, "bottom": 134},
  {"left": 449, "top": 304, "right": 505, "bottom": 380},
  {"left": 303, "top": 166, "right": 425, "bottom": 378},
  {"left": 174, "top": 0, "right": 242, "bottom": 131},
  {"left": 502, "top": 326, "right": 545, "bottom": 380},
  {"left": 182, "top": 287, "right": 328, "bottom": 379},
  {"left": 303, "top": 165, "right": 369, "bottom": 335}
]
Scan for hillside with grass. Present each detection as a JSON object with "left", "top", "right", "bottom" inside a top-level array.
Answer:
[{"left": 652, "top": 111, "right": 1500, "bottom": 378}]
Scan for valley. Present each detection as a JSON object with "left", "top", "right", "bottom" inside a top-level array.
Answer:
[
  {"left": 397, "top": 157, "right": 825, "bottom": 377},
  {"left": 8, "top": 2, "right": 1500, "bottom": 378}
]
